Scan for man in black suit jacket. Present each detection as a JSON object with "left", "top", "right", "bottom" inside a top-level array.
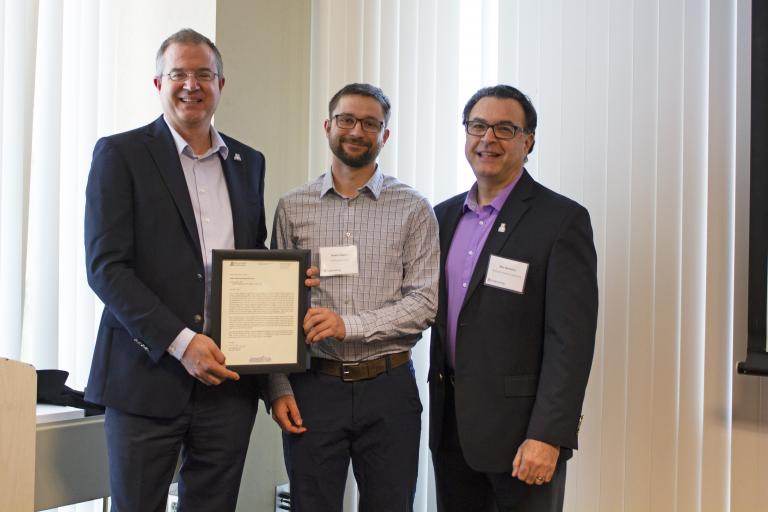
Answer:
[
  {"left": 84, "top": 29, "right": 270, "bottom": 511},
  {"left": 429, "top": 85, "right": 598, "bottom": 511}
]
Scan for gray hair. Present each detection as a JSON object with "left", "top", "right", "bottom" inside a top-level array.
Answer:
[{"left": 155, "top": 28, "right": 224, "bottom": 78}]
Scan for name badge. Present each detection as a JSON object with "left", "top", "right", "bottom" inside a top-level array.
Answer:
[
  {"left": 485, "top": 255, "right": 529, "bottom": 294},
  {"left": 319, "top": 245, "right": 359, "bottom": 276}
]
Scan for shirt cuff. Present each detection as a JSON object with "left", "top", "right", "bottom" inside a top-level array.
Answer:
[
  {"left": 340, "top": 314, "right": 363, "bottom": 342},
  {"left": 167, "top": 327, "right": 196, "bottom": 360},
  {"left": 268, "top": 373, "right": 294, "bottom": 402}
]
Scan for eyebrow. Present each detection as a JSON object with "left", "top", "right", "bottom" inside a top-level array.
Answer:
[
  {"left": 468, "top": 117, "right": 516, "bottom": 125},
  {"left": 337, "top": 113, "right": 381, "bottom": 120},
  {"left": 168, "top": 67, "right": 215, "bottom": 72}
]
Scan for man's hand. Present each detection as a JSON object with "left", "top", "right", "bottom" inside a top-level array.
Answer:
[
  {"left": 180, "top": 334, "right": 240, "bottom": 385},
  {"left": 511, "top": 438, "right": 560, "bottom": 485},
  {"left": 305, "top": 266, "right": 320, "bottom": 288},
  {"left": 271, "top": 395, "right": 308, "bottom": 434},
  {"left": 303, "top": 307, "right": 345, "bottom": 344}
]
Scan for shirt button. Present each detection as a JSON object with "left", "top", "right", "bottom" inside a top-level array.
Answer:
[
  {"left": 193, "top": 314, "right": 203, "bottom": 323},
  {"left": 462, "top": 282, "right": 468, "bottom": 288},
  {"left": 468, "top": 250, "right": 473, "bottom": 256},
  {"left": 204, "top": 217, "right": 210, "bottom": 223},
  {"left": 345, "top": 232, "right": 351, "bottom": 238},
  {"left": 479, "top": 220, "right": 484, "bottom": 225}
]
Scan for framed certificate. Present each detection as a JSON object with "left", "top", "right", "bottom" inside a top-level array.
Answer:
[{"left": 210, "top": 249, "right": 311, "bottom": 374}]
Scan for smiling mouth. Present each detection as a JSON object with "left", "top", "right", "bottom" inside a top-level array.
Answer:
[
  {"left": 341, "top": 137, "right": 370, "bottom": 149},
  {"left": 179, "top": 97, "right": 203, "bottom": 104}
]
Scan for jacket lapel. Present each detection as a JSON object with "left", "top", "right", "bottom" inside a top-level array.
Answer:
[
  {"left": 144, "top": 116, "right": 203, "bottom": 265},
  {"left": 220, "top": 146, "right": 250, "bottom": 249},
  {"left": 461, "top": 171, "right": 535, "bottom": 309},
  {"left": 435, "top": 194, "right": 467, "bottom": 337}
]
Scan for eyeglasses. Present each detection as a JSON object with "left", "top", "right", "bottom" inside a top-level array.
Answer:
[
  {"left": 333, "top": 114, "right": 384, "bottom": 133},
  {"left": 463, "top": 120, "right": 527, "bottom": 140},
  {"left": 163, "top": 70, "right": 219, "bottom": 82}
]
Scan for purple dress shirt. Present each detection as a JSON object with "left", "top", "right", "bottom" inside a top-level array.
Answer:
[{"left": 445, "top": 175, "right": 522, "bottom": 368}]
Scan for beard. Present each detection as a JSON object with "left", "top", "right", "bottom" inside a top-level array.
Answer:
[{"left": 329, "top": 134, "right": 382, "bottom": 168}]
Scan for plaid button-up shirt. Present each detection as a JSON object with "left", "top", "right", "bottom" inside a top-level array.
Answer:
[{"left": 268, "top": 168, "right": 439, "bottom": 399}]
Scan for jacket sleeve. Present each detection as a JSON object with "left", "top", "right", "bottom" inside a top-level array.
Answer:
[
  {"left": 526, "top": 205, "right": 598, "bottom": 450},
  {"left": 84, "top": 137, "right": 187, "bottom": 362}
]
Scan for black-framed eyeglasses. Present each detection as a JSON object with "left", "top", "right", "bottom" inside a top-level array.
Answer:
[
  {"left": 463, "top": 120, "right": 527, "bottom": 140},
  {"left": 162, "top": 69, "right": 219, "bottom": 82},
  {"left": 333, "top": 114, "right": 384, "bottom": 133}
]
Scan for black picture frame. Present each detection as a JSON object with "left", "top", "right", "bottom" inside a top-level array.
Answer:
[
  {"left": 210, "top": 249, "right": 310, "bottom": 374},
  {"left": 738, "top": 0, "right": 768, "bottom": 376}
]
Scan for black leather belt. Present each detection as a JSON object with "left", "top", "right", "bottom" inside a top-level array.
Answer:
[{"left": 311, "top": 352, "right": 410, "bottom": 382}]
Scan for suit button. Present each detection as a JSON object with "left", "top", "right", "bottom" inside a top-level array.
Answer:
[
  {"left": 195, "top": 273, "right": 204, "bottom": 281},
  {"left": 193, "top": 314, "right": 203, "bottom": 323},
  {"left": 438, "top": 373, "right": 443, "bottom": 381}
]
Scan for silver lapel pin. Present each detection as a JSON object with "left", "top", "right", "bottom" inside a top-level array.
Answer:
[
  {"left": 498, "top": 222, "right": 506, "bottom": 233},
  {"left": 234, "top": 153, "right": 242, "bottom": 162}
]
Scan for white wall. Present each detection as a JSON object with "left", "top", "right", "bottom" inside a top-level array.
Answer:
[
  {"left": 112, "top": 0, "right": 216, "bottom": 133},
  {"left": 214, "top": 2, "right": 312, "bottom": 511}
]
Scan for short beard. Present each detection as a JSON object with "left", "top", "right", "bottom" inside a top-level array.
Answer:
[{"left": 330, "top": 135, "right": 381, "bottom": 168}]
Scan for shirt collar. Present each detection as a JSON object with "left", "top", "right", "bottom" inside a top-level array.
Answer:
[
  {"left": 320, "top": 165, "right": 384, "bottom": 200},
  {"left": 163, "top": 115, "right": 229, "bottom": 160},
  {"left": 463, "top": 170, "right": 524, "bottom": 214}
]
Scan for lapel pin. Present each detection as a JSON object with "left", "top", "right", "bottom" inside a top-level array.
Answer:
[
  {"left": 498, "top": 223, "right": 506, "bottom": 233},
  {"left": 234, "top": 153, "right": 242, "bottom": 162}
]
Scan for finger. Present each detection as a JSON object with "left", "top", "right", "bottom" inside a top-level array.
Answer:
[
  {"left": 273, "top": 407, "right": 297, "bottom": 432},
  {"left": 511, "top": 447, "right": 523, "bottom": 478},
  {"left": 211, "top": 345, "right": 227, "bottom": 365},
  {"left": 517, "top": 460, "right": 532, "bottom": 483},
  {"left": 304, "top": 308, "right": 323, "bottom": 321},
  {"left": 206, "top": 361, "right": 240, "bottom": 383},
  {"left": 287, "top": 400, "right": 303, "bottom": 428},
  {"left": 279, "top": 403, "right": 306, "bottom": 434},
  {"left": 303, "top": 311, "right": 324, "bottom": 332},
  {"left": 306, "top": 318, "right": 331, "bottom": 343}
]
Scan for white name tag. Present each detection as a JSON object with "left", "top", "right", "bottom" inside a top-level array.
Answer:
[
  {"left": 319, "top": 245, "right": 359, "bottom": 276},
  {"left": 485, "top": 255, "right": 529, "bottom": 294}
]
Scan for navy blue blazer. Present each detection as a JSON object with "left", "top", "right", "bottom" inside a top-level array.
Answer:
[
  {"left": 84, "top": 116, "right": 267, "bottom": 418},
  {"left": 429, "top": 170, "right": 598, "bottom": 472}
]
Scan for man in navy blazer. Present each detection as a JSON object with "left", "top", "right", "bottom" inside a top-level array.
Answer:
[
  {"left": 84, "top": 29, "right": 267, "bottom": 511},
  {"left": 429, "top": 85, "right": 598, "bottom": 511}
]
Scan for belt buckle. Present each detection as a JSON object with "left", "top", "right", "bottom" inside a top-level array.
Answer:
[{"left": 341, "top": 362, "right": 360, "bottom": 382}]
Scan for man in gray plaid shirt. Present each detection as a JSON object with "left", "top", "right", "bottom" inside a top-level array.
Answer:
[{"left": 268, "top": 83, "right": 439, "bottom": 511}]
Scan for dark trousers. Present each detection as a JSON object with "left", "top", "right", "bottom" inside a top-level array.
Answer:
[
  {"left": 284, "top": 362, "right": 422, "bottom": 512},
  {"left": 432, "top": 380, "right": 566, "bottom": 512},
  {"left": 104, "top": 379, "right": 257, "bottom": 512}
]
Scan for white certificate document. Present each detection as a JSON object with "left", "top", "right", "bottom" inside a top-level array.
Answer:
[
  {"left": 319, "top": 245, "right": 359, "bottom": 276},
  {"left": 484, "top": 255, "right": 529, "bottom": 294},
  {"left": 219, "top": 259, "right": 299, "bottom": 366}
]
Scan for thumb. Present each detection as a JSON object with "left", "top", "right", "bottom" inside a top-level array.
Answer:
[
  {"left": 288, "top": 399, "right": 303, "bottom": 427},
  {"left": 511, "top": 446, "right": 523, "bottom": 477},
  {"left": 210, "top": 344, "right": 226, "bottom": 364}
]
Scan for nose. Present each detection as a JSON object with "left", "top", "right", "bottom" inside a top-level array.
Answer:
[
  {"left": 480, "top": 125, "right": 498, "bottom": 142},
  {"left": 349, "top": 120, "right": 366, "bottom": 136},
  {"left": 182, "top": 75, "right": 200, "bottom": 90}
]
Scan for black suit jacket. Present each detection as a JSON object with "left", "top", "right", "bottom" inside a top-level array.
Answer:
[
  {"left": 84, "top": 116, "right": 267, "bottom": 418},
  {"left": 429, "top": 170, "right": 598, "bottom": 473}
]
